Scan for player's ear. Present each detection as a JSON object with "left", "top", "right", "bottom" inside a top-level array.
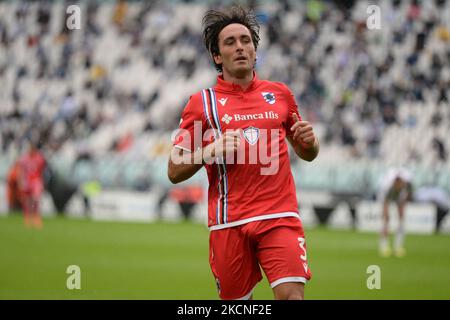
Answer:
[{"left": 213, "top": 53, "right": 222, "bottom": 65}]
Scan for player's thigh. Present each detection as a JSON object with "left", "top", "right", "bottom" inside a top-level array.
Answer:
[
  {"left": 256, "top": 218, "right": 311, "bottom": 290},
  {"left": 209, "top": 227, "right": 262, "bottom": 300},
  {"left": 397, "top": 202, "right": 406, "bottom": 219},
  {"left": 21, "top": 193, "right": 33, "bottom": 211},
  {"left": 30, "top": 182, "right": 43, "bottom": 200}
]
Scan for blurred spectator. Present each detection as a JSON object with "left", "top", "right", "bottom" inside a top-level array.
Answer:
[
  {"left": 381, "top": 104, "right": 397, "bottom": 125},
  {"left": 407, "top": 0, "right": 422, "bottom": 21},
  {"left": 112, "top": 0, "right": 128, "bottom": 30},
  {"left": 0, "top": 19, "right": 10, "bottom": 47},
  {"left": 341, "top": 124, "right": 356, "bottom": 146},
  {"left": 432, "top": 137, "right": 447, "bottom": 161},
  {"left": 56, "top": 90, "right": 78, "bottom": 123},
  {"left": 36, "top": 43, "right": 49, "bottom": 78},
  {"left": 90, "top": 64, "right": 107, "bottom": 81},
  {"left": 112, "top": 132, "right": 134, "bottom": 153},
  {"left": 430, "top": 111, "right": 443, "bottom": 126},
  {"left": 86, "top": 2, "right": 102, "bottom": 37},
  {"left": 437, "top": 81, "right": 449, "bottom": 104},
  {"left": 365, "top": 117, "right": 383, "bottom": 159},
  {"left": 306, "top": 0, "right": 325, "bottom": 22},
  {"left": 436, "top": 24, "right": 450, "bottom": 42},
  {"left": 36, "top": 2, "right": 51, "bottom": 35}
]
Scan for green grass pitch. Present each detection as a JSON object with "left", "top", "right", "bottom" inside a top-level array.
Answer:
[{"left": 1, "top": 214, "right": 449, "bottom": 299}]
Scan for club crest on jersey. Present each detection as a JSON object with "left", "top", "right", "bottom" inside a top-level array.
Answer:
[
  {"left": 262, "top": 92, "right": 276, "bottom": 105},
  {"left": 243, "top": 126, "right": 260, "bottom": 145}
]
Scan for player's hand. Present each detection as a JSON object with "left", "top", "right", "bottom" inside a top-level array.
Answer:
[
  {"left": 203, "top": 130, "right": 241, "bottom": 163},
  {"left": 290, "top": 113, "right": 316, "bottom": 149}
]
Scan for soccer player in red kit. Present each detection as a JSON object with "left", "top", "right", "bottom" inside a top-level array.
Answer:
[
  {"left": 168, "top": 6, "right": 319, "bottom": 300},
  {"left": 6, "top": 160, "right": 23, "bottom": 212},
  {"left": 17, "top": 141, "right": 47, "bottom": 229}
]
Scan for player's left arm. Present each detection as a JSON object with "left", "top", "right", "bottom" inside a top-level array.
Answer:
[
  {"left": 287, "top": 113, "right": 319, "bottom": 162},
  {"left": 399, "top": 182, "right": 414, "bottom": 202},
  {"left": 397, "top": 182, "right": 413, "bottom": 212}
]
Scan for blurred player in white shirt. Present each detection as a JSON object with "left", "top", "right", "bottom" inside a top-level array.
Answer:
[{"left": 378, "top": 168, "right": 413, "bottom": 257}]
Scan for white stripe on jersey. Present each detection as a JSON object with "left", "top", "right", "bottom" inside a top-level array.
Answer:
[{"left": 208, "top": 212, "right": 300, "bottom": 231}]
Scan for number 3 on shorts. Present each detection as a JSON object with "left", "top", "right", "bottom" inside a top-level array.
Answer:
[{"left": 298, "top": 237, "right": 307, "bottom": 261}]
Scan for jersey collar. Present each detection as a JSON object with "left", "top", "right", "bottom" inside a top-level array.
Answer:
[{"left": 215, "top": 71, "right": 261, "bottom": 93}]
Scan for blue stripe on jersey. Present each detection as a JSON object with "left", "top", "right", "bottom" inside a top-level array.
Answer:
[
  {"left": 208, "top": 88, "right": 229, "bottom": 224},
  {"left": 201, "top": 89, "right": 222, "bottom": 225},
  {"left": 201, "top": 90, "right": 215, "bottom": 137}
]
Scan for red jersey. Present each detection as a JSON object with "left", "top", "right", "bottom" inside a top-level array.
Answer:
[
  {"left": 174, "top": 73, "right": 302, "bottom": 230},
  {"left": 7, "top": 160, "right": 23, "bottom": 208},
  {"left": 18, "top": 150, "right": 46, "bottom": 194}
]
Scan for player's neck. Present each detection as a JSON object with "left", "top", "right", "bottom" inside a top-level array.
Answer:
[{"left": 222, "top": 70, "right": 254, "bottom": 91}]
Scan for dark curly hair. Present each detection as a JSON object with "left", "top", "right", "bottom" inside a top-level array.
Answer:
[{"left": 202, "top": 5, "right": 260, "bottom": 73}]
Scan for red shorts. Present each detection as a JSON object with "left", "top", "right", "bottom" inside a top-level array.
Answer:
[
  {"left": 209, "top": 217, "right": 312, "bottom": 300},
  {"left": 21, "top": 182, "right": 43, "bottom": 199}
]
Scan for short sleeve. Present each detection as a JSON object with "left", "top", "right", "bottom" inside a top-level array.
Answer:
[
  {"left": 173, "top": 93, "right": 205, "bottom": 152},
  {"left": 283, "top": 85, "right": 303, "bottom": 137}
]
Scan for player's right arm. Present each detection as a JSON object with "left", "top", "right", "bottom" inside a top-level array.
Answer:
[
  {"left": 167, "top": 94, "right": 240, "bottom": 184},
  {"left": 168, "top": 132, "right": 241, "bottom": 184},
  {"left": 167, "top": 94, "right": 204, "bottom": 184},
  {"left": 168, "top": 148, "right": 203, "bottom": 184}
]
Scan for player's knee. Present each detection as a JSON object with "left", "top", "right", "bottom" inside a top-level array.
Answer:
[
  {"left": 286, "top": 292, "right": 304, "bottom": 300},
  {"left": 274, "top": 283, "right": 304, "bottom": 300},
  {"left": 275, "top": 291, "right": 304, "bottom": 300}
]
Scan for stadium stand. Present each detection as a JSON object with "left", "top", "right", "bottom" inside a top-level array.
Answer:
[{"left": 0, "top": 0, "right": 449, "bottom": 200}]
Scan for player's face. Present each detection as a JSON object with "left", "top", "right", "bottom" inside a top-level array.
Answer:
[
  {"left": 214, "top": 23, "right": 256, "bottom": 78},
  {"left": 28, "top": 142, "right": 37, "bottom": 153}
]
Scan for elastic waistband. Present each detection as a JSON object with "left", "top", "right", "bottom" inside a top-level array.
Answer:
[{"left": 208, "top": 212, "right": 300, "bottom": 231}]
